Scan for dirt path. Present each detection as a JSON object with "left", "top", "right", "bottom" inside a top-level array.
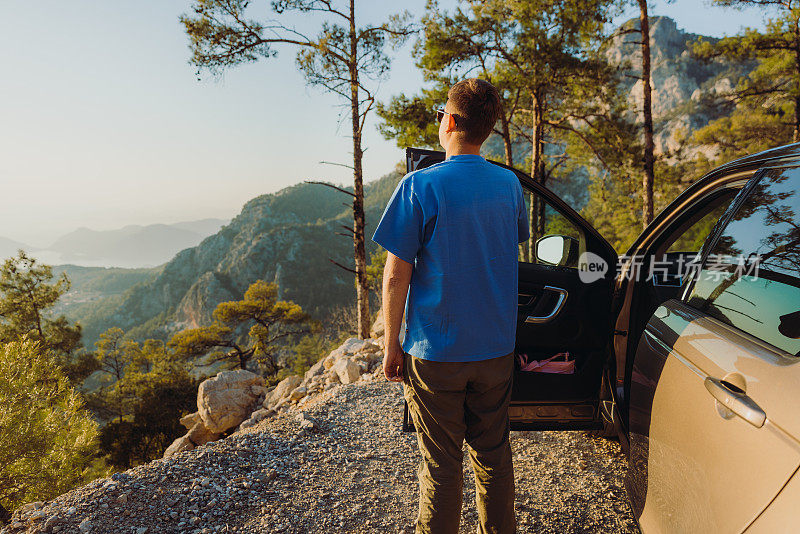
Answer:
[{"left": 3, "top": 374, "right": 640, "bottom": 534}]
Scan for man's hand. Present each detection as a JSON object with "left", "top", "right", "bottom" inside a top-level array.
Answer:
[{"left": 383, "top": 341, "right": 405, "bottom": 382}]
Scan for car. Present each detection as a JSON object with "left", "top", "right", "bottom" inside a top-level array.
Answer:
[{"left": 401, "top": 144, "right": 800, "bottom": 533}]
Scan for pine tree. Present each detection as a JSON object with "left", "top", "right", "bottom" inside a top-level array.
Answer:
[
  {"left": 0, "top": 340, "right": 103, "bottom": 514},
  {"left": 181, "top": 0, "right": 413, "bottom": 339},
  {"left": 692, "top": 0, "right": 800, "bottom": 157},
  {"left": 170, "top": 280, "right": 312, "bottom": 373}
]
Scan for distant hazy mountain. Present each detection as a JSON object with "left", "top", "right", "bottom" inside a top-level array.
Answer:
[
  {"left": 45, "top": 219, "right": 229, "bottom": 268},
  {"left": 0, "top": 236, "right": 33, "bottom": 260},
  {"left": 65, "top": 171, "right": 403, "bottom": 345}
]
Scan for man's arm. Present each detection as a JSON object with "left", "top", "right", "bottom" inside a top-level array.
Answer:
[{"left": 382, "top": 251, "right": 413, "bottom": 381}]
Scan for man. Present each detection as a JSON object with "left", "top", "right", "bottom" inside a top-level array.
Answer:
[{"left": 372, "top": 78, "right": 529, "bottom": 534}]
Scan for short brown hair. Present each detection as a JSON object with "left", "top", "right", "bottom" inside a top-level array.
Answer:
[{"left": 447, "top": 79, "right": 502, "bottom": 145}]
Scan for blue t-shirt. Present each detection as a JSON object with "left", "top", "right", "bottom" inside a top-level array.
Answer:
[{"left": 372, "top": 154, "right": 530, "bottom": 362}]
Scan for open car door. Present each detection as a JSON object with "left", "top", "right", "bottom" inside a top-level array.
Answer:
[{"left": 402, "top": 148, "right": 619, "bottom": 431}]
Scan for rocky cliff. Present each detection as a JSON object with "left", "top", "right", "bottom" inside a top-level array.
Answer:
[{"left": 607, "top": 16, "right": 753, "bottom": 155}]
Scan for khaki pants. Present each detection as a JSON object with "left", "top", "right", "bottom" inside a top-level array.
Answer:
[{"left": 403, "top": 352, "right": 516, "bottom": 534}]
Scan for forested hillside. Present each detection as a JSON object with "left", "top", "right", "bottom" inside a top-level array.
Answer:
[{"left": 65, "top": 169, "right": 403, "bottom": 346}]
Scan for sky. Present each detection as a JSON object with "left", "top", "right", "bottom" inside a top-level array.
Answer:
[{"left": 0, "top": 0, "right": 776, "bottom": 246}]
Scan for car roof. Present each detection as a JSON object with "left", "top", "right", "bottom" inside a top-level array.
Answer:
[
  {"left": 624, "top": 143, "right": 800, "bottom": 256},
  {"left": 713, "top": 142, "right": 800, "bottom": 175}
]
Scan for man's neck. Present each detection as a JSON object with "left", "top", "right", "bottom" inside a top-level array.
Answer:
[{"left": 445, "top": 143, "right": 482, "bottom": 158}]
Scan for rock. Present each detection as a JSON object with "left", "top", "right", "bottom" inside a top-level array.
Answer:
[
  {"left": 135, "top": 528, "right": 149, "bottom": 534},
  {"left": 164, "top": 435, "right": 195, "bottom": 458},
  {"left": 296, "top": 413, "right": 316, "bottom": 430},
  {"left": 179, "top": 411, "right": 202, "bottom": 430},
  {"left": 360, "top": 339, "right": 382, "bottom": 353},
  {"left": 187, "top": 421, "right": 221, "bottom": 446},
  {"left": 304, "top": 359, "right": 325, "bottom": 380},
  {"left": 328, "top": 338, "right": 370, "bottom": 359},
  {"left": 250, "top": 408, "right": 272, "bottom": 422},
  {"left": 78, "top": 518, "right": 92, "bottom": 533},
  {"left": 264, "top": 375, "right": 302, "bottom": 407},
  {"left": 322, "top": 353, "right": 337, "bottom": 370},
  {"left": 370, "top": 310, "right": 385, "bottom": 337},
  {"left": 21, "top": 501, "right": 44, "bottom": 513},
  {"left": 197, "top": 369, "right": 265, "bottom": 433},
  {"left": 239, "top": 418, "right": 255, "bottom": 430},
  {"left": 332, "top": 358, "right": 361, "bottom": 384},
  {"left": 249, "top": 385, "right": 266, "bottom": 397},
  {"left": 289, "top": 386, "right": 307, "bottom": 402},
  {"left": 325, "top": 371, "right": 340, "bottom": 385}
]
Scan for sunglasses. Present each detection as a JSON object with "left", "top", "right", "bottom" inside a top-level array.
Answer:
[{"left": 433, "top": 105, "right": 458, "bottom": 125}]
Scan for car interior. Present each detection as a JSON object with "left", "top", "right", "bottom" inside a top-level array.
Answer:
[{"left": 508, "top": 185, "right": 618, "bottom": 429}]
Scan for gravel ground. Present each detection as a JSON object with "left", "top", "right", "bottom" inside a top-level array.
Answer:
[{"left": 3, "top": 371, "right": 640, "bottom": 534}]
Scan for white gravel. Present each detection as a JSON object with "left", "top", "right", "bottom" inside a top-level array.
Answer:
[{"left": 3, "top": 372, "right": 640, "bottom": 533}]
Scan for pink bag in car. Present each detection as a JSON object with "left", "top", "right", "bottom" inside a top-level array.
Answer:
[{"left": 517, "top": 352, "right": 575, "bottom": 374}]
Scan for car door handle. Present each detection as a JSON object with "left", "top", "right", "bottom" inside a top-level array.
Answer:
[
  {"left": 704, "top": 377, "right": 766, "bottom": 428},
  {"left": 525, "top": 286, "right": 568, "bottom": 324}
]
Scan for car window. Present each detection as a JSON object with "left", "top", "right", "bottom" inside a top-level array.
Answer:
[
  {"left": 686, "top": 166, "right": 800, "bottom": 356},
  {"left": 665, "top": 191, "right": 738, "bottom": 254},
  {"left": 520, "top": 188, "right": 583, "bottom": 268}
]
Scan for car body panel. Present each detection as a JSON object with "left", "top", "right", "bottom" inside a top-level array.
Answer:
[
  {"left": 744, "top": 465, "right": 800, "bottom": 533},
  {"left": 629, "top": 300, "right": 800, "bottom": 533}
]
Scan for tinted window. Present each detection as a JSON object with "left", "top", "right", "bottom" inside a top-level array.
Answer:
[
  {"left": 687, "top": 167, "right": 800, "bottom": 356},
  {"left": 666, "top": 192, "right": 737, "bottom": 254}
]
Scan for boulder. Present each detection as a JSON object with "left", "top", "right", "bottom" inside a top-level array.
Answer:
[
  {"left": 328, "top": 337, "right": 369, "bottom": 359},
  {"left": 332, "top": 358, "right": 361, "bottom": 384},
  {"left": 187, "top": 421, "right": 221, "bottom": 446},
  {"left": 179, "top": 411, "right": 201, "bottom": 430},
  {"left": 370, "top": 310, "right": 385, "bottom": 338},
  {"left": 304, "top": 359, "right": 325, "bottom": 381},
  {"left": 197, "top": 370, "right": 265, "bottom": 434},
  {"left": 164, "top": 435, "right": 194, "bottom": 458},
  {"left": 264, "top": 375, "right": 302, "bottom": 407},
  {"left": 289, "top": 386, "right": 308, "bottom": 401}
]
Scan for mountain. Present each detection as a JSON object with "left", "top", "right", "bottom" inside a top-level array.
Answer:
[
  {"left": 0, "top": 237, "right": 34, "bottom": 260},
  {"left": 44, "top": 219, "right": 229, "bottom": 268},
  {"left": 65, "top": 170, "right": 403, "bottom": 345},
  {"left": 606, "top": 16, "right": 754, "bottom": 155}
]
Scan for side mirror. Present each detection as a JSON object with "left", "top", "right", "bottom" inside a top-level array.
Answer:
[{"left": 535, "top": 235, "right": 579, "bottom": 267}]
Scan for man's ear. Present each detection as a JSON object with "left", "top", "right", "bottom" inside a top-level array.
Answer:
[{"left": 445, "top": 113, "right": 457, "bottom": 133}]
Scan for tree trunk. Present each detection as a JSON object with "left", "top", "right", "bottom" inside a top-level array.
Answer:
[
  {"left": 794, "top": 12, "right": 800, "bottom": 142},
  {"left": 528, "top": 90, "right": 544, "bottom": 262},
  {"left": 639, "top": 0, "right": 655, "bottom": 228},
  {"left": 500, "top": 112, "right": 514, "bottom": 167},
  {"left": 500, "top": 111, "right": 527, "bottom": 260},
  {"left": 349, "top": 0, "right": 371, "bottom": 339}
]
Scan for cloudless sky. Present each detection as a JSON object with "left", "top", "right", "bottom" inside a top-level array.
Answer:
[{"left": 0, "top": 0, "right": 775, "bottom": 246}]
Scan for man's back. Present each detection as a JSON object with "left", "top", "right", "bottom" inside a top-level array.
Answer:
[
  {"left": 373, "top": 153, "right": 527, "bottom": 362},
  {"left": 376, "top": 78, "right": 523, "bottom": 534}
]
